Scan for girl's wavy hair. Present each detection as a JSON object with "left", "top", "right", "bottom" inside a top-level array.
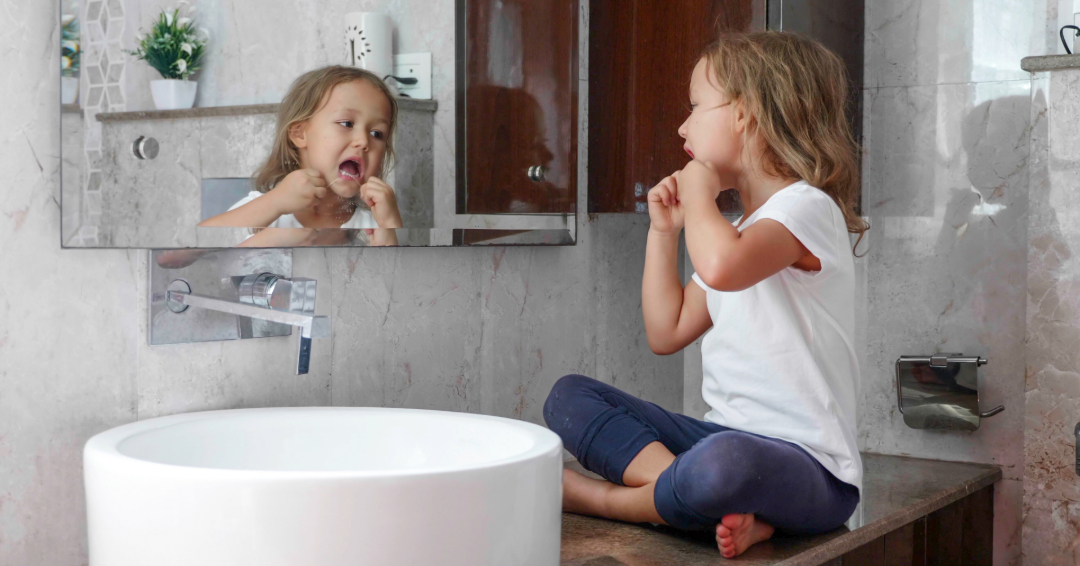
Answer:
[
  {"left": 254, "top": 65, "right": 398, "bottom": 193},
  {"left": 701, "top": 31, "right": 869, "bottom": 251}
]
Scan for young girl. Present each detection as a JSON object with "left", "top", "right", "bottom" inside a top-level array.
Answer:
[
  {"left": 543, "top": 31, "right": 867, "bottom": 558},
  {"left": 201, "top": 65, "right": 403, "bottom": 246}
]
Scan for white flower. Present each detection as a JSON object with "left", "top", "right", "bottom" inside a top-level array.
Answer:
[
  {"left": 62, "top": 39, "right": 79, "bottom": 53},
  {"left": 175, "top": 58, "right": 188, "bottom": 74},
  {"left": 199, "top": 27, "right": 211, "bottom": 40},
  {"left": 164, "top": 11, "right": 174, "bottom": 26},
  {"left": 178, "top": 17, "right": 191, "bottom": 26},
  {"left": 180, "top": 42, "right": 193, "bottom": 55},
  {"left": 61, "top": 56, "right": 72, "bottom": 70},
  {"left": 61, "top": 14, "right": 76, "bottom": 26}
]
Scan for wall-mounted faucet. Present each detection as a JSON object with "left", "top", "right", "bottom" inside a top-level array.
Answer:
[
  {"left": 148, "top": 249, "right": 329, "bottom": 375},
  {"left": 164, "top": 274, "right": 329, "bottom": 374}
]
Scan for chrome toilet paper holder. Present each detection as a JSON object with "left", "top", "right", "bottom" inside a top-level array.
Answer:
[{"left": 895, "top": 354, "right": 1004, "bottom": 432}]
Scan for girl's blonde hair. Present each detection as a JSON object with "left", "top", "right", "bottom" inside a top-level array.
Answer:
[
  {"left": 701, "top": 31, "right": 869, "bottom": 246},
  {"left": 254, "top": 65, "right": 399, "bottom": 193}
]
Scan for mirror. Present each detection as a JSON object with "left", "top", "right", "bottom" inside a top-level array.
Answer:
[{"left": 60, "top": 0, "right": 578, "bottom": 248}]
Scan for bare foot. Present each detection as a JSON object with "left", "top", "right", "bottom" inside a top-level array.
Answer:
[
  {"left": 562, "top": 469, "right": 614, "bottom": 516},
  {"left": 715, "top": 514, "right": 774, "bottom": 559}
]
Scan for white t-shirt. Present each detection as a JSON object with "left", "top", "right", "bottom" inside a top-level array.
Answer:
[
  {"left": 691, "top": 180, "right": 862, "bottom": 493},
  {"left": 227, "top": 191, "right": 378, "bottom": 229}
]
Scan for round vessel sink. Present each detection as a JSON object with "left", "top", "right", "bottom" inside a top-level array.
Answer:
[{"left": 84, "top": 407, "right": 563, "bottom": 566}]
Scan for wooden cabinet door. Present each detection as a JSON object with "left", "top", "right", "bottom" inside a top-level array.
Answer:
[
  {"left": 588, "top": 0, "right": 760, "bottom": 214},
  {"left": 458, "top": 0, "right": 579, "bottom": 214}
]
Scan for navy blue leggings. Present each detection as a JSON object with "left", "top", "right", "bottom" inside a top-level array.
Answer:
[{"left": 543, "top": 374, "right": 859, "bottom": 534}]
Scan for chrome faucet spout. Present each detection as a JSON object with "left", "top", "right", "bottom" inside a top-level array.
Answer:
[{"left": 165, "top": 273, "right": 329, "bottom": 374}]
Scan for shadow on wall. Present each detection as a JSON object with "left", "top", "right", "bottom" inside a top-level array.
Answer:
[{"left": 928, "top": 94, "right": 1031, "bottom": 304}]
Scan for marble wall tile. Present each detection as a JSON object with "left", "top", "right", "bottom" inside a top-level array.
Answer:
[
  {"left": 590, "top": 215, "right": 683, "bottom": 412},
  {"left": 326, "top": 215, "right": 681, "bottom": 425},
  {"left": 0, "top": 5, "right": 139, "bottom": 564},
  {"left": 478, "top": 243, "right": 593, "bottom": 422},
  {"left": 860, "top": 80, "right": 1030, "bottom": 565},
  {"left": 389, "top": 104, "right": 436, "bottom": 228},
  {"left": 98, "top": 117, "right": 203, "bottom": 247},
  {"left": 61, "top": 111, "right": 84, "bottom": 244},
  {"left": 328, "top": 246, "right": 485, "bottom": 412},
  {"left": 1023, "top": 68, "right": 1080, "bottom": 566},
  {"left": 861, "top": 79, "right": 1029, "bottom": 471},
  {"left": 865, "top": 0, "right": 1050, "bottom": 88}
]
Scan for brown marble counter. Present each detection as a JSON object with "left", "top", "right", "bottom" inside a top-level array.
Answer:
[
  {"left": 96, "top": 97, "right": 438, "bottom": 122},
  {"left": 561, "top": 453, "right": 1001, "bottom": 566}
]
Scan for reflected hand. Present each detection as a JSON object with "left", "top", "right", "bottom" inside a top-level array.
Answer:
[
  {"left": 365, "top": 228, "right": 399, "bottom": 247},
  {"left": 647, "top": 172, "right": 685, "bottom": 234},
  {"left": 360, "top": 176, "right": 403, "bottom": 228},
  {"left": 268, "top": 169, "right": 328, "bottom": 216},
  {"left": 240, "top": 227, "right": 320, "bottom": 248}
]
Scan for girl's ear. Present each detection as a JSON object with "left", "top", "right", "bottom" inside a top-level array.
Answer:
[
  {"left": 732, "top": 100, "right": 751, "bottom": 134},
  {"left": 288, "top": 121, "right": 309, "bottom": 149}
]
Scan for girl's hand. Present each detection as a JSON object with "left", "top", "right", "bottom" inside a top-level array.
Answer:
[
  {"left": 268, "top": 169, "right": 328, "bottom": 215},
  {"left": 678, "top": 159, "right": 723, "bottom": 201},
  {"left": 360, "top": 177, "right": 404, "bottom": 228},
  {"left": 647, "top": 172, "right": 685, "bottom": 234},
  {"left": 365, "top": 228, "right": 399, "bottom": 247}
]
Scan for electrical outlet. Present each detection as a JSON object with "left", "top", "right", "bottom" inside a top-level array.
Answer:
[{"left": 392, "top": 53, "right": 432, "bottom": 99}]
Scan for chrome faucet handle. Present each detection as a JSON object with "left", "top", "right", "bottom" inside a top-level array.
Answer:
[
  {"left": 167, "top": 274, "right": 329, "bottom": 375},
  {"left": 238, "top": 273, "right": 317, "bottom": 314}
]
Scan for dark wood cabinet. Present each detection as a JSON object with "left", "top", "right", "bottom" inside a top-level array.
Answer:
[
  {"left": 588, "top": 0, "right": 864, "bottom": 214},
  {"left": 457, "top": 0, "right": 579, "bottom": 215},
  {"left": 588, "top": 0, "right": 759, "bottom": 214},
  {"left": 825, "top": 486, "right": 994, "bottom": 566}
]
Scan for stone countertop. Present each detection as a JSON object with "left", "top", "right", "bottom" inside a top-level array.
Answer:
[
  {"left": 561, "top": 453, "right": 1001, "bottom": 566},
  {"left": 96, "top": 97, "right": 438, "bottom": 122},
  {"left": 1021, "top": 54, "right": 1080, "bottom": 72}
]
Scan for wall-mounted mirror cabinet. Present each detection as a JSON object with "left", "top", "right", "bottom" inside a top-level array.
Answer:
[{"left": 59, "top": 0, "right": 579, "bottom": 249}]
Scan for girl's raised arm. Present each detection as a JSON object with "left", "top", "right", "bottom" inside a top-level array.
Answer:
[{"left": 642, "top": 174, "right": 713, "bottom": 355}]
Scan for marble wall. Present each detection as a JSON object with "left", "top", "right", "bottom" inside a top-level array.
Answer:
[
  {"left": 858, "top": 1, "right": 1053, "bottom": 564},
  {"left": 1024, "top": 68, "right": 1080, "bottom": 566},
  {"left": 0, "top": 3, "right": 681, "bottom": 565}
]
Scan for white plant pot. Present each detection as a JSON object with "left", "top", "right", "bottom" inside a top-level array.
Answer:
[
  {"left": 150, "top": 79, "right": 197, "bottom": 110},
  {"left": 61, "top": 76, "right": 79, "bottom": 105}
]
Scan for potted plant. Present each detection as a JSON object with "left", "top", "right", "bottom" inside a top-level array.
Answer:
[
  {"left": 61, "top": 14, "right": 80, "bottom": 105},
  {"left": 128, "top": 5, "right": 207, "bottom": 110}
]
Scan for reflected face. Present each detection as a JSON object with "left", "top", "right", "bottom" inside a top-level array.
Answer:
[
  {"left": 678, "top": 58, "right": 743, "bottom": 180},
  {"left": 291, "top": 80, "right": 392, "bottom": 199}
]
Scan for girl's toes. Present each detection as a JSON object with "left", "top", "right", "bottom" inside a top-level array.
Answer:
[{"left": 721, "top": 513, "right": 747, "bottom": 530}]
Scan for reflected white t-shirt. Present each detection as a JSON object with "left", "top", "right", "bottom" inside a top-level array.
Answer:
[
  {"left": 228, "top": 191, "right": 379, "bottom": 229},
  {"left": 691, "top": 180, "right": 863, "bottom": 493}
]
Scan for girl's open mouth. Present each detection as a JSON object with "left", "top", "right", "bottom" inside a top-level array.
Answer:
[{"left": 338, "top": 159, "right": 364, "bottom": 182}]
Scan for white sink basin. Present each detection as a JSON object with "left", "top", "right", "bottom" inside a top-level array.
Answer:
[{"left": 84, "top": 407, "right": 563, "bottom": 566}]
